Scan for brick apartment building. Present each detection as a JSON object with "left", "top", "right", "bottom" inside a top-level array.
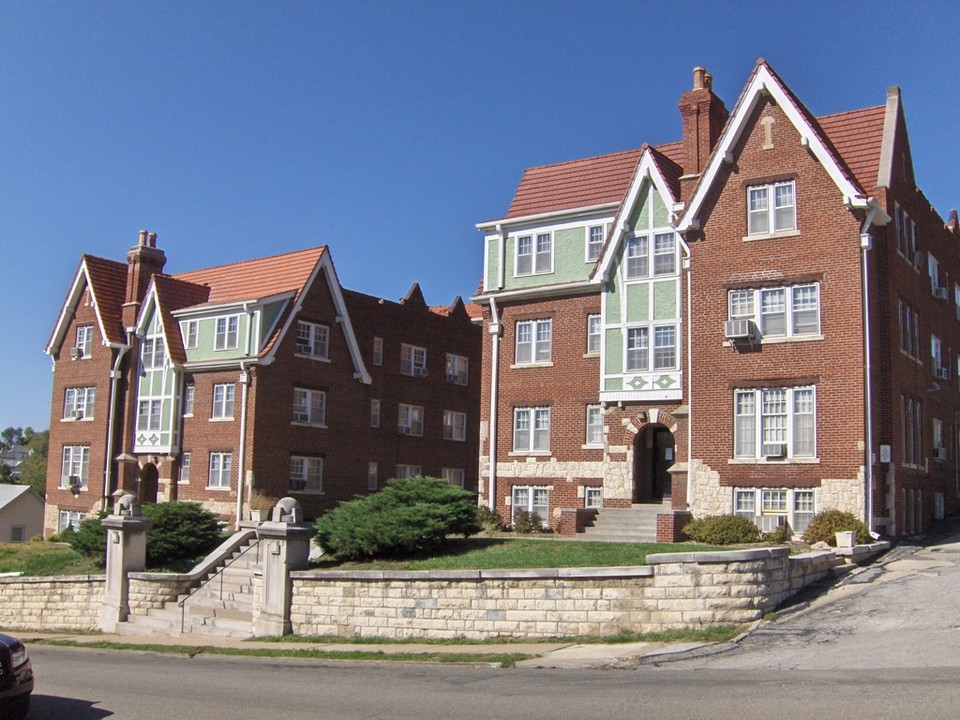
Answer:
[
  {"left": 44, "top": 236, "right": 480, "bottom": 535},
  {"left": 474, "top": 59, "right": 960, "bottom": 540}
]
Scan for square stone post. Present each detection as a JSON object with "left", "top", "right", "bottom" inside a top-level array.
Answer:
[
  {"left": 254, "top": 498, "right": 313, "bottom": 637},
  {"left": 99, "top": 493, "right": 152, "bottom": 632}
]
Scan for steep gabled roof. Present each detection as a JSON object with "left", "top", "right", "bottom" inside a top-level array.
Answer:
[
  {"left": 678, "top": 60, "right": 884, "bottom": 233},
  {"left": 817, "top": 105, "right": 886, "bottom": 193},
  {"left": 150, "top": 275, "right": 211, "bottom": 364},
  {"left": 45, "top": 254, "right": 128, "bottom": 355}
]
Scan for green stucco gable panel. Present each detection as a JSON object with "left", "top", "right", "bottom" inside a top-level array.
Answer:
[
  {"left": 653, "top": 190, "right": 670, "bottom": 228},
  {"left": 626, "top": 282, "right": 649, "bottom": 323},
  {"left": 604, "top": 329, "right": 622, "bottom": 375},
  {"left": 604, "top": 376, "right": 624, "bottom": 392},
  {"left": 486, "top": 237, "right": 499, "bottom": 290},
  {"left": 604, "top": 263, "right": 621, "bottom": 323},
  {"left": 653, "top": 279, "right": 677, "bottom": 320},
  {"left": 628, "top": 184, "right": 650, "bottom": 230}
]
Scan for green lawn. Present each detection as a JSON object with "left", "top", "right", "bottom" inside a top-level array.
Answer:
[
  {"left": 312, "top": 537, "right": 729, "bottom": 570},
  {"left": 0, "top": 542, "right": 103, "bottom": 576}
]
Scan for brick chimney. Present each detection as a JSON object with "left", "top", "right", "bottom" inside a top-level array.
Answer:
[
  {"left": 947, "top": 209, "right": 959, "bottom": 236},
  {"left": 678, "top": 66, "right": 729, "bottom": 203},
  {"left": 122, "top": 229, "right": 166, "bottom": 327}
]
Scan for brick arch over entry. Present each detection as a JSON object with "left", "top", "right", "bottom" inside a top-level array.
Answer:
[{"left": 618, "top": 408, "right": 680, "bottom": 444}]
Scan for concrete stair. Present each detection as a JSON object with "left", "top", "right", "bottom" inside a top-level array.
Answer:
[
  {"left": 119, "top": 539, "right": 261, "bottom": 639},
  {"left": 578, "top": 501, "right": 672, "bottom": 543}
]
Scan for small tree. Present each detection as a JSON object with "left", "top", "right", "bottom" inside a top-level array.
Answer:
[
  {"left": 55, "top": 511, "right": 109, "bottom": 567},
  {"left": 315, "top": 476, "right": 480, "bottom": 561}
]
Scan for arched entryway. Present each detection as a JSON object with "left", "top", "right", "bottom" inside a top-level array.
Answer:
[
  {"left": 138, "top": 462, "right": 159, "bottom": 504},
  {"left": 632, "top": 424, "right": 675, "bottom": 502}
]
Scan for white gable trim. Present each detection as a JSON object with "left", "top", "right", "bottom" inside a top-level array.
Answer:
[
  {"left": 594, "top": 149, "right": 681, "bottom": 283},
  {"left": 45, "top": 258, "right": 125, "bottom": 356},
  {"left": 261, "top": 251, "right": 372, "bottom": 384},
  {"left": 678, "top": 65, "right": 868, "bottom": 234}
]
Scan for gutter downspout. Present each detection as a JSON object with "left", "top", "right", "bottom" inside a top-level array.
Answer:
[
  {"left": 487, "top": 297, "right": 502, "bottom": 510},
  {"left": 102, "top": 331, "right": 132, "bottom": 512},
  {"left": 235, "top": 302, "right": 254, "bottom": 529},
  {"left": 678, "top": 236, "right": 693, "bottom": 510},
  {"left": 860, "top": 205, "right": 879, "bottom": 534}
]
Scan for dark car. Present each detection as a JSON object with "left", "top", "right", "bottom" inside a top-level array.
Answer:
[{"left": 0, "top": 633, "right": 33, "bottom": 719}]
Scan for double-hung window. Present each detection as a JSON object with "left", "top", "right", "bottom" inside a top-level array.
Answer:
[
  {"left": 214, "top": 316, "right": 239, "bottom": 351},
  {"left": 734, "top": 386, "right": 816, "bottom": 460},
  {"left": 183, "top": 320, "right": 198, "bottom": 349},
  {"left": 137, "top": 399, "right": 162, "bottom": 432},
  {"left": 395, "top": 464, "right": 421, "bottom": 479},
  {"left": 443, "top": 468, "right": 465, "bottom": 488},
  {"left": 370, "top": 399, "right": 381, "bottom": 428},
  {"left": 75, "top": 325, "right": 93, "bottom": 358},
  {"left": 626, "top": 232, "right": 676, "bottom": 279},
  {"left": 208, "top": 452, "right": 232, "bottom": 488},
  {"left": 511, "top": 486, "right": 549, "bottom": 525},
  {"left": 141, "top": 336, "right": 166, "bottom": 370},
  {"left": 586, "top": 225, "right": 604, "bottom": 262},
  {"left": 292, "top": 388, "right": 326, "bottom": 426},
  {"left": 373, "top": 337, "right": 383, "bottom": 366},
  {"left": 398, "top": 404, "right": 424, "bottom": 436},
  {"left": 728, "top": 284, "right": 819, "bottom": 338},
  {"left": 289, "top": 456, "right": 323, "bottom": 492},
  {"left": 296, "top": 320, "right": 329, "bottom": 359},
  {"left": 212, "top": 383, "right": 235, "bottom": 420},
  {"left": 443, "top": 410, "right": 467, "bottom": 441},
  {"left": 735, "top": 488, "right": 815, "bottom": 535},
  {"left": 58, "top": 510, "right": 83, "bottom": 533},
  {"left": 516, "top": 232, "right": 552, "bottom": 276},
  {"left": 64, "top": 387, "right": 95, "bottom": 420},
  {"left": 626, "top": 325, "right": 677, "bottom": 371},
  {"left": 513, "top": 407, "right": 550, "bottom": 453},
  {"left": 515, "top": 319, "right": 551, "bottom": 364},
  {"left": 401, "top": 344, "right": 428, "bottom": 377},
  {"left": 183, "top": 385, "right": 195, "bottom": 416},
  {"left": 747, "top": 181, "right": 796, "bottom": 235},
  {"left": 898, "top": 300, "right": 921, "bottom": 359},
  {"left": 586, "top": 315, "right": 601, "bottom": 354},
  {"left": 61, "top": 446, "right": 90, "bottom": 489},
  {"left": 180, "top": 452, "right": 191, "bottom": 484},
  {"left": 585, "top": 405, "right": 603, "bottom": 446},
  {"left": 445, "top": 354, "right": 469, "bottom": 385}
]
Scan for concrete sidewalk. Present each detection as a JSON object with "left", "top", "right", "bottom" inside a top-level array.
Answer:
[{"left": 18, "top": 630, "right": 724, "bottom": 669}]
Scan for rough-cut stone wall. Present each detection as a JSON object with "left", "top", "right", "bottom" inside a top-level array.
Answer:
[
  {"left": 687, "top": 459, "right": 729, "bottom": 517},
  {"left": 819, "top": 471, "right": 865, "bottom": 518},
  {"left": 0, "top": 575, "right": 105, "bottom": 631},
  {"left": 289, "top": 548, "right": 842, "bottom": 640},
  {"left": 127, "top": 574, "right": 194, "bottom": 616}
]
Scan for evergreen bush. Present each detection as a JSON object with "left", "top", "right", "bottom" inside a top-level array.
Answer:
[
  {"left": 314, "top": 476, "right": 481, "bottom": 561},
  {"left": 511, "top": 509, "right": 543, "bottom": 534},
  {"left": 682, "top": 514, "right": 761, "bottom": 545}
]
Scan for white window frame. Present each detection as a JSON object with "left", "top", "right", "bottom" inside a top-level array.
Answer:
[
  {"left": 585, "top": 405, "right": 603, "bottom": 446},
  {"left": 395, "top": 464, "right": 421, "bottom": 479},
  {"left": 626, "top": 324, "right": 678, "bottom": 372},
  {"left": 398, "top": 403, "right": 424, "bottom": 436},
  {"left": 515, "top": 232, "right": 553, "bottom": 276},
  {"left": 75, "top": 325, "right": 94, "bottom": 358},
  {"left": 179, "top": 452, "right": 191, "bottom": 484},
  {"left": 586, "top": 314, "right": 601, "bottom": 355},
  {"left": 585, "top": 487, "right": 603, "bottom": 508},
  {"left": 747, "top": 180, "right": 796, "bottom": 236},
  {"left": 183, "top": 320, "right": 198, "bottom": 350},
  {"left": 211, "top": 383, "right": 235, "bottom": 420},
  {"left": 370, "top": 399, "right": 381, "bottom": 428},
  {"left": 183, "top": 385, "right": 195, "bottom": 417},
  {"left": 140, "top": 336, "right": 166, "bottom": 370},
  {"left": 64, "top": 386, "right": 95, "bottom": 420},
  {"left": 443, "top": 410, "right": 467, "bottom": 441},
  {"left": 625, "top": 232, "right": 677, "bottom": 280},
  {"left": 728, "top": 284, "right": 820, "bottom": 339},
  {"left": 292, "top": 387, "right": 326, "bottom": 426},
  {"left": 137, "top": 399, "right": 163, "bottom": 432},
  {"left": 513, "top": 407, "right": 550, "bottom": 453},
  {"left": 373, "top": 337, "right": 383, "bottom": 366},
  {"left": 445, "top": 354, "right": 469, "bottom": 385},
  {"left": 367, "top": 462, "right": 378, "bottom": 490},
  {"left": 60, "top": 445, "right": 90, "bottom": 489},
  {"left": 214, "top": 315, "right": 240, "bottom": 351},
  {"left": 289, "top": 455, "right": 323, "bottom": 493},
  {"left": 586, "top": 225, "right": 604, "bottom": 262},
  {"left": 296, "top": 320, "right": 330, "bottom": 360},
  {"left": 208, "top": 452, "right": 232, "bottom": 489},
  {"left": 511, "top": 485, "right": 549, "bottom": 525},
  {"left": 515, "top": 319, "right": 552, "bottom": 365},
  {"left": 58, "top": 510, "right": 83, "bottom": 533},
  {"left": 734, "top": 488, "right": 816, "bottom": 535},
  {"left": 733, "top": 386, "right": 816, "bottom": 460},
  {"left": 442, "top": 467, "right": 465, "bottom": 488},
  {"left": 401, "top": 343, "right": 428, "bottom": 377}
]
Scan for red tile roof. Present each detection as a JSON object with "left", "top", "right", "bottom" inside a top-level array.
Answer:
[
  {"left": 817, "top": 105, "right": 886, "bottom": 193},
  {"left": 152, "top": 276, "right": 211, "bottom": 364},
  {"left": 82, "top": 255, "right": 128, "bottom": 346}
]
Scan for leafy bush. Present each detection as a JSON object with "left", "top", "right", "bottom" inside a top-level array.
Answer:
[
  {"left": 763, "top": 522, "right": 791, "bottom": 544},
  {"left": 141, "top": 502, "right": 224, "bottom": 571},
  {"left": 683, "top": 514, "right": 761, "bottom": 545},
  {"left": 802, "top": 509, "right": 872, "bottom": 546},
  {"left": 512, "top": 509, "right": 543, "bottom": 534},
  {"left": 476, "top": 505, "right": 504, "bottom": 533},
  {"left": 54, "top": 502, "right": 223, "bottom": 571},
  {"left": 314, "top": 476, "right": 481, "bottom": 561}
]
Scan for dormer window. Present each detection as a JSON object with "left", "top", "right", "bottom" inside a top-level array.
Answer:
[
  {"left": 296, "top": 320, "right": 329, "bottom": 360},
  {"left": 214, "top": 315, "right": 239, "bottom": 351},
  {"left": 586, "top": 225, "right": 604, "bottom": 262},
  {"left": 516, "top": 232, "right": 552, "bottom": 276},
  {"left": 747, "top": 181, "right": 795, "bottom": 236},
  {"left": 183, "top": 320, "right": 198, "bottom": 349}
]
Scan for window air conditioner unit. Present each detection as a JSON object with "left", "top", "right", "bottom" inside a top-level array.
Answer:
[
  {"left": 934, "top": 447, "right": 947, "bottom": 461},
  {"left": 67, "top": 475, "right": 82, "bottom": 493},
  {"left": 74, "top": 410, "right": 85, "bottom": 420},
  {"left": 762, "top": 443, "right": 787, "bottom": 460},
  {"left": 936, "top": 367, "right": 949, "bottom": 381},
  {"left": 413, "top": 367, "right": 428, "bottom": 378},
  {"left": 724, "top": 319, "right": 754, "bottom": 340},
  {"left": 70, "top": 347, "right": 83, "bottom": 360},
  {"left": 913, "top": 251, "right": 924, "bottom": 269},
  {"left": 935, "top": 287, "right": 948, "bottom": 300}
]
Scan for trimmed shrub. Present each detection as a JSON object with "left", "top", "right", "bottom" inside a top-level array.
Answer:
[
  {"left": 802, "top": 509, "right": 872, "bottom": 546},
  {"left": 56, "top": 512, "right": 109, "bottom": 567},
  {"left": 476, "top": 505, "right": 504, "bottom": 533},
  {"left": 512, "top": 509, "right": 543, "bottom": 534},
  {"left": 763, "top": 522, "right": 791, "bottom": 544},
  {"left": 314, "top": 476, "right": 481, "bottom": 561},
  {"left": 141, "top": 502, "right": 224, "bottom": 571},
  {"left": 683, "top": 514, "right": 761, "bottom": 545}
]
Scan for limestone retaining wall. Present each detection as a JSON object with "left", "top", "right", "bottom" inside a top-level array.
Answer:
[
  {"left": 289, "top": 547, "right": 843, "bottom": 640},
  {"left": 0, "top": 575, "right": 105, "bottom": 631},
  {"left": 127, "top": 573, "right": 194, "bottom": 615}
]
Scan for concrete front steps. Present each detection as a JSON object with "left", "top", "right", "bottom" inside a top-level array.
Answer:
[
  {"left": 119, "top": 538, "right": 261, "bottom": 639},
  {"left": 578, "top": 501, "right": 672, "bottom": 543}
]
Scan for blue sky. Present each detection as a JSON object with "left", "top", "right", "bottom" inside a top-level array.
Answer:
[{"left": 2, "top": 1, "right": 959, "bottom": 431}]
